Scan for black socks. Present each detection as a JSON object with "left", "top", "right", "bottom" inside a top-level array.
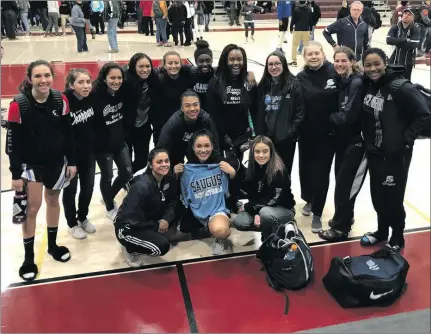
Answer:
[
  {"left": 20, "top": 237, "right": 38, "bottom": 281},
  {"left": 47, "top": 226, "right": 71, "bottom": 262}
]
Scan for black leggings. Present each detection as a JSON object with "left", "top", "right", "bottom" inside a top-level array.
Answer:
[
  {"left": 96, "top": 144, "right": 133, "bottom": 211},
  {"left": 244, "top": 22, "right": 255, "bottom": 37},
  {"left": 126, "top": 124, "right": 152, "bottom": 174},
  {"left": 62, "top": 152, "right": 96, "bottom": 227}
]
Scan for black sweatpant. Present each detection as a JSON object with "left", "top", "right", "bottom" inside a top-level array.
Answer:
[
  {"left": 91, "top": 12, "right": 105, "bottom": 34},
  {"left": 331, "top": 141, "right": 367, "bottom": 232},
  {"left": 115, "top": 223, "right": 170, "bottom": 256},
  {"left": 142, "top": 16, "right": 153, "bottom": 35},
  {"left": 298, "top": 135, "right": 314, "bottom": 204},
  {"left": 62, "top": 151, "right": 96, "bottom": 228},
  {"left": 126, "top": 123, "right": 152, "bottom": 174},
  {"left": 4, "top": 10, "right": 17, "bottom": 39},
  {"left": 171, "top": 22, "right": 184, "bottom": 45},
  {"left": 368, "top": 150, "right": 412, "bottom": 237},
  {"left": 404, "top": 65, "right": 413, "bottom": 81},
  {"left": 96, "top": 144, "right": 133, "bottom": 211},
  {"left": 275, "top": 138, "right": 296, "bottom": 178}
]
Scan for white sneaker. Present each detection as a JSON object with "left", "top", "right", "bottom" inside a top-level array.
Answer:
[
  {"left": 69, "top": 225, "right": 87, "bottom": 240},
  {"left": 122, "top": 247, "right": 143, "bottom": 268},
  {"left": 106, "top": 208, "right": 118, "bottom": 221},
  {"left": 251, "top": 35, "right": 255, "bottom": 42},
  {"left": 245, "top": 38, "right": 248, "bottom": 44},
  {"left": 79, "top": 219, "right": 96, "bottom": 233},
  {"left": 211, "top": 238, "right": 228, "bottom": 255}
]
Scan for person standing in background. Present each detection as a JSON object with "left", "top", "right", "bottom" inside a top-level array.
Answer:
[
  {"left": 276, "top": 0, "right": 292, "bottom": 53},
  {"left": 70, "top": 0, "right": 88, "bottom": 52},
  {"left": 337, "top": 0, "right": 350, "bottom": 19},
  {"left": 59, "top": 1, "right": 72, "bottom": 35},
  {"left": 17, "top": 1, "right": 30, "bottom": 36},
  {"left": 391, "top": 1, "right": 409, "bottom": 25},
  {"left": 91, "top": 0, "right": 105, "bottom": 35},
  {"left": 152, "top": 0, "right": 170, "bottom": 47},
  {"left": 1, "top": 1, "right": 18, "bottom": 40},
  {"left": 386, "top": 7, "right": 420, "bottom": 80},
  {"left": 46, "top": 0, "right": 60, "bottom": 37},
  {"left": 203, "top": 0, "right": 214, "bottom": 32},
  {"left": 140, "top": 0, "right": 154, "bottom": 36},
  {"left": 104, "top": 0, "right": 121, "bottom": 52},
  {"left": 289, "top": 0, "right": 313, "bottom": 66}
]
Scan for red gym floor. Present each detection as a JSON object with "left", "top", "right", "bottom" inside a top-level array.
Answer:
[
  {"left": 2, "top": 229, "right": 429, "bottom": 333},
  {"left": 1, "top": 59, "right": 191, "bottom": 98}
]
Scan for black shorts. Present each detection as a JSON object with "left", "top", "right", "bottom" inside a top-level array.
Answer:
[
  {"left": 279, "top": 17, "right": 289, "bottom": 32},
  {"left": 21, "top": 158, "right": 70, "bottom": 190}
]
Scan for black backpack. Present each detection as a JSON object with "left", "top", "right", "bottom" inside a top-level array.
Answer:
[
  {"left": 323, "top": 248, "right": 409, "bottom": 308},
  {"left": 257, "top": 221, "right": 314, "bottom": 292},
  {"left": 389, "top": 79, "right": 431, "bottom": 139}
]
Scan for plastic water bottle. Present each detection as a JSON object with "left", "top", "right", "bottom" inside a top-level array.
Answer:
[
  {"left": 285, "top": 222, "right": 296, "bottom": 239},
  {"left": 12, "top": 191, "right": 27, "bottom": 224},
  {"left": 284, "top": 244, "right": 298, "bottom": 260}
]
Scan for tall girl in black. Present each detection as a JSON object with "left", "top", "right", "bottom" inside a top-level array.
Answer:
[
  {"left": 92, "top": 63, "right": 133, "bottom": 220},
  {"left": 6, "top": 60, "right": 76, "bottom": 281},
  {"left": 152, "top": 50, "right": 191, "bottom": 144},
  {"left": 360, "top": 48, "right": 430, "bottom": 250},
  {"left": 123, "top": 52, "right": 156, "bottom": 173},
  {"left": 319, "top": 47, "right": 367, "bottom": 242},
  {"left": 62, "top": 68, "right": 97, "bottom": 240},
  {"left": 206, "top": 43, "right": 258, "bottom": 154},
  {"left": 255, "top": 50, "right": 304, "bottom": 176},
  {"left": 296, "top": 41, "right": 339, "bottom": 233}
]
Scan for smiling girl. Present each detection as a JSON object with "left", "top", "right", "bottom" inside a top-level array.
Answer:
[
  {"left": 6, "top": 60, "right": 76, "bottom": 281},
  {"left": 114, "top": 148, "right": 178, "bottom": 267},
  {"left": 233, "top": 136, "right": 296, "bottom": 239},
  {"left": 91, "top": 63, "right": 133, "bottom": 220},
  {"left": 318, "top": 47, "right": 366, "bottom": 242},
  {"left": 62, "top": 68, "right": 97, "bottom": 240}
]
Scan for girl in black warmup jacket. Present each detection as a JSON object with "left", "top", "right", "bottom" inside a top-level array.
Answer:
[
  {"left": 318, "top": 47, "right": 367, "bottom": 242},
  {"left": 360, "top": 48, "right": 431, "bottom": 250},
  {"left": 62, "top": 68, "right": 97, "bottom": 240},
  {"left": 233, "top": 136, "right": 296, "bottom": 239},
  {"left": 92, "top": 63, "right": 133, "bottom": 221},
  {"left": 123, "top": 52, "right": 156, "bottom": 173},
  {"left": 6, "top": 60, "right": 76, "bottom": 281},
  {"left": 296, "top": 41, "right": 339, "bottom": 233},
  {"left": 255, "top": 50, "right": 304, "bottom": 176}
]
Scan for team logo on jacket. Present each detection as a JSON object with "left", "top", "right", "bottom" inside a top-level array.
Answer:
[
  {"left": 190, "top": 173, "right": 223, "bottom": 199},
  {"left": 324, "top": 79, "right": 336, "bottom": 89}
]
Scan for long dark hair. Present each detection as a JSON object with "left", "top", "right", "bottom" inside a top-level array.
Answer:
[
  {"left": 246, "top": 136, "right": 284, "bottom": 185},
  {"left": 126, "top": 52, "right": 154, "bottom": 90},
  {"left": 145, "top": 148, "right": 170, "bottom": 174},
  {"left": 92, "top": 62, "right": 125, "bottom": 93},
  {"left": 186, "top": 129, "right": 219, "bottom": 164},
  {"left": 214, "top": 44, "right": 249, "bottom": 102},
  {"left": 19, "top": 59, "right": 55, "bottom": 92},
  {"left": 258, "top": 50, "right": 295, "bottom": 96}
]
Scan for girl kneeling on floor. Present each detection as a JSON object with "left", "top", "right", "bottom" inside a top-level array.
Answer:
[
  {"left": 233, "top": 136, "right": 296, "bottom": 239},
  {"left": 179, "top": 129, "right": 236, "bottom": 255},
  {"left": 114, "top": 148, "right": 179, "bottom": 267}
]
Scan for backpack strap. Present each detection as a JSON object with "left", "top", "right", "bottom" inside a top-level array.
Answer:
[
  {"left": 389, "top": 78, "right": 409, "bottom": 95},
  {"left": 51, "top": 89, "right": 64, "bottom": 114},
  {"left": 14, "top": 93, "right": 29, "bottom": 118}
]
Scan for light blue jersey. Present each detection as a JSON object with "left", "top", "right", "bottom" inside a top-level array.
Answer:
[{"left": 181, "top": 164, "right": 230, "bottom": 225}]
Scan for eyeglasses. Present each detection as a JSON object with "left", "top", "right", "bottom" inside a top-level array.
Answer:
[{"left": 268, "top": 62, "right": 282, "bottom": 68}]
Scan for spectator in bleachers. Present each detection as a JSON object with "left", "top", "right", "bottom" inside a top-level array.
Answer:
[
  {"left": 323, "top": 0, "right": 369, "bottom": 61},
  {"left": 390, "top": 0, "right": 409, "bottom": 25},
  {"left": 337, "top": 0, "right": 350, "bottom": 19},
  {"left": 386, "top": 7, "right": 420, "bottom": 79}
]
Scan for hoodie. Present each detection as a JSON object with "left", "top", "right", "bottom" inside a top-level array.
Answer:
[
  {"left": 296, "top": 61, "right": 339, "bottom": 137},
  {"left": 242, "top": 163, "right": 296, "bottom": 215},
  {"left": 290, "top": 1, "right": 313, "bottom": 32},
  {"left": 362, "top": 66, "right": 431, "bottom": 157},
  {"left": 329, "top": 72, "right": 363, "bottom": 142}
]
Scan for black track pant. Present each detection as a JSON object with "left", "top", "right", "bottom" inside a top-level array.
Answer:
[
  {"left": 62, "top": 151, "right": 96, "bottom": 228},
  {"left": 331, "top": 141, "right": 367, "bottom": 232},
  {"left": 275, "top": 138, "right": 296, "bottom": 178},
  {"left": 171, "top": 22, "right": 184, "bottom": 45},
  {"left": 368, "top": 149, "right": 412, "bottom": 237},
  {"left": 115, "top": 223, "right": 170, "bottom": 256}
]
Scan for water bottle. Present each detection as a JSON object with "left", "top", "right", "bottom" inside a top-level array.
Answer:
[
  {"left": 285, "top": 222, "right": 296, "bottom": 239},
  {"left": 12, "top": 191, "right": 27, "bottom": 224},
  {"left": 284, "top": 244, "right": 298, "bottom": 260}
]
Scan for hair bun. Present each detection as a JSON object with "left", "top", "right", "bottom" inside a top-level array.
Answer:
[{"left": 196, "top": 39, "right": 210, "bottom": 49}]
